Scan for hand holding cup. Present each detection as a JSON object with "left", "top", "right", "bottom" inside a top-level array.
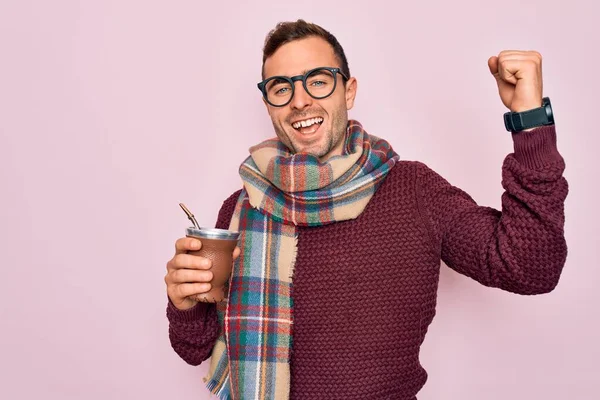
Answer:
[
  {"left": 165, "top": 236, "right": 241, "bottom": 310},
  {"left": 165, "top": 204, "right": 241, "bottom": 310}
]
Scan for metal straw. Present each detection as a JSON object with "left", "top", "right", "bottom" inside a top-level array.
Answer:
[{"left": 179, "top": 203, "right": 200, "bottom": 229}]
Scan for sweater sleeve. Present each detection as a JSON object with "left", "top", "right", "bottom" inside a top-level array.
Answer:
[
  {"left": 167, "top": 190, "right": 242, "bottom": 364},
  {"left": 416, "top": 125, "right": 568, "bottom": 294}
]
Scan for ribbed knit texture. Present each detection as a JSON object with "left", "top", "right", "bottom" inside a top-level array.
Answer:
[{"left": 167, "top": 126, "right": 568, "bottom": 399}]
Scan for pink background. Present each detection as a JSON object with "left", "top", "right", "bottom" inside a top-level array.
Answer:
[{"left": 1, "top": 1, "right": 598, "bottom": 399}]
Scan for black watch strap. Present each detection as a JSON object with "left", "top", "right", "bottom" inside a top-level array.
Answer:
[{"left": 504, "top": 97, "right": 554, "bottom": 132}]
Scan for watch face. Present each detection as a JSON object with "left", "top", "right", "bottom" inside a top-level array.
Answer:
[{"left": 543, "top": 97, "right": 554, "bottom": 123}]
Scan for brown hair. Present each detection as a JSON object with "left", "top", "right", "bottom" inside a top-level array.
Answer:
[{"left": 261, "top": 19, "right": 350, "bottom": 80}]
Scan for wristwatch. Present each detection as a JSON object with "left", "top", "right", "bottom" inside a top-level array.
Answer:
[{"left": 503, "top": 97, "right": 554, "bottom": 132}]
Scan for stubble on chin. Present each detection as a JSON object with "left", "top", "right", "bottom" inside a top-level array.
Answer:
[
  {"left": 270, "top": 114, "right": 346, "bottom": 159},
  {"left": 271, "top": 122, "right": 296, "bottom": 153}
]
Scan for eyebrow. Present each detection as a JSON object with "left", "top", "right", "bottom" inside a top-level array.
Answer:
[
  {"left": 266, "top": 67, "right": 340, "bottom": 80},
  {"left": 270, "top": 77, "right": 289, "bottom": 84},
  {"left": 270, "top": 70, "right": 310, "bottom": 79}
]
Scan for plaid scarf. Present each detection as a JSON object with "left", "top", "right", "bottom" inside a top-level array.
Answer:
[{"left": 204, "top": 120, "right": 399, "bottom": 399}]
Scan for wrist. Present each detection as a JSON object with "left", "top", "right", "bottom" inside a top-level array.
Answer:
[
  {"left": 504, "top": 97, "right": 554, "bottom": 133},
  {"left": 511, "top": 99, "right": 543, "bottom": 113}
]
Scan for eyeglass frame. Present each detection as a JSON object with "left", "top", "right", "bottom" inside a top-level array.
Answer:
[{"left": 257, "top": 66, "right": 350, "bottom": 107}]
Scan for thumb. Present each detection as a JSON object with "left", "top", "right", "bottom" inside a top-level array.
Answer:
[
  {"left": 232, "top": 246, "right": 241, "bottom": 261},
  {"left": 488, "top": 56, "right": 501, "bottom": 81}
]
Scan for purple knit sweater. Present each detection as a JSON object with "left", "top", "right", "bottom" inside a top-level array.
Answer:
[{"left": 167, "top": 126, "right": 567, "bottom": 399}]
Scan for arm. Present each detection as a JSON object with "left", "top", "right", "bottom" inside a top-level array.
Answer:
[
  {"left": 166, "top": 190, "right": 242, "bottom": 364},
  {"left": 416, "top": 126, "right": 568, "bottom": 294}
]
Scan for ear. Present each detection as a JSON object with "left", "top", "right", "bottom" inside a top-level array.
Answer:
[{"left": 344, "top": 77, "right": 358, "bottom": 110}]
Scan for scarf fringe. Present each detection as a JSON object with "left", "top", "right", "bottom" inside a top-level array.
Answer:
[
  {"left": 289, "top": 233, "right": 298, "bottom": 281},
  {"left": 206, "top": 379, "right": 231, "bottom": 400}
]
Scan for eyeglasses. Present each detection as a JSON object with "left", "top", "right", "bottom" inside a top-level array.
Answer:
[{"left": 257, "top": 67, "right": 349, "bottom": 107}]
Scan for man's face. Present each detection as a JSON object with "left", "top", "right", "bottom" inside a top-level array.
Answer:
[{"left": 262, "top": 36, "right": 358, "bottom": 161}]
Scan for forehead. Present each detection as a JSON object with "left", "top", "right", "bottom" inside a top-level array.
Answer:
[{"left": 263, "top": 36, "right": 338, "bottom": 78}]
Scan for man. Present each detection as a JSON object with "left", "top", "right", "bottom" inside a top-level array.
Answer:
[{"left": 165, "top": 19, "right": 568, "bottom": 400}]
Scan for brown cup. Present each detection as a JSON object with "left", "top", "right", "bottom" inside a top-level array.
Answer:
[{"left": 185, "top": 227, "right": 239, "bottom": 302}]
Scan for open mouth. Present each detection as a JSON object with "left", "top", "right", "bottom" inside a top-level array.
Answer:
[{"left": 292, "top": 117, "right": 324, "bottom": 134}]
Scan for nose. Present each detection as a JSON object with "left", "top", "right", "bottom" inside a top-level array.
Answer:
[{"left": 289, "top": 80, "right": 312, "bottom": 110}]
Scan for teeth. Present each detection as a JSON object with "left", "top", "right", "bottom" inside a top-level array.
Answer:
[{"left": 293, "top": 117, "right": 323, "bottom": 129}]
